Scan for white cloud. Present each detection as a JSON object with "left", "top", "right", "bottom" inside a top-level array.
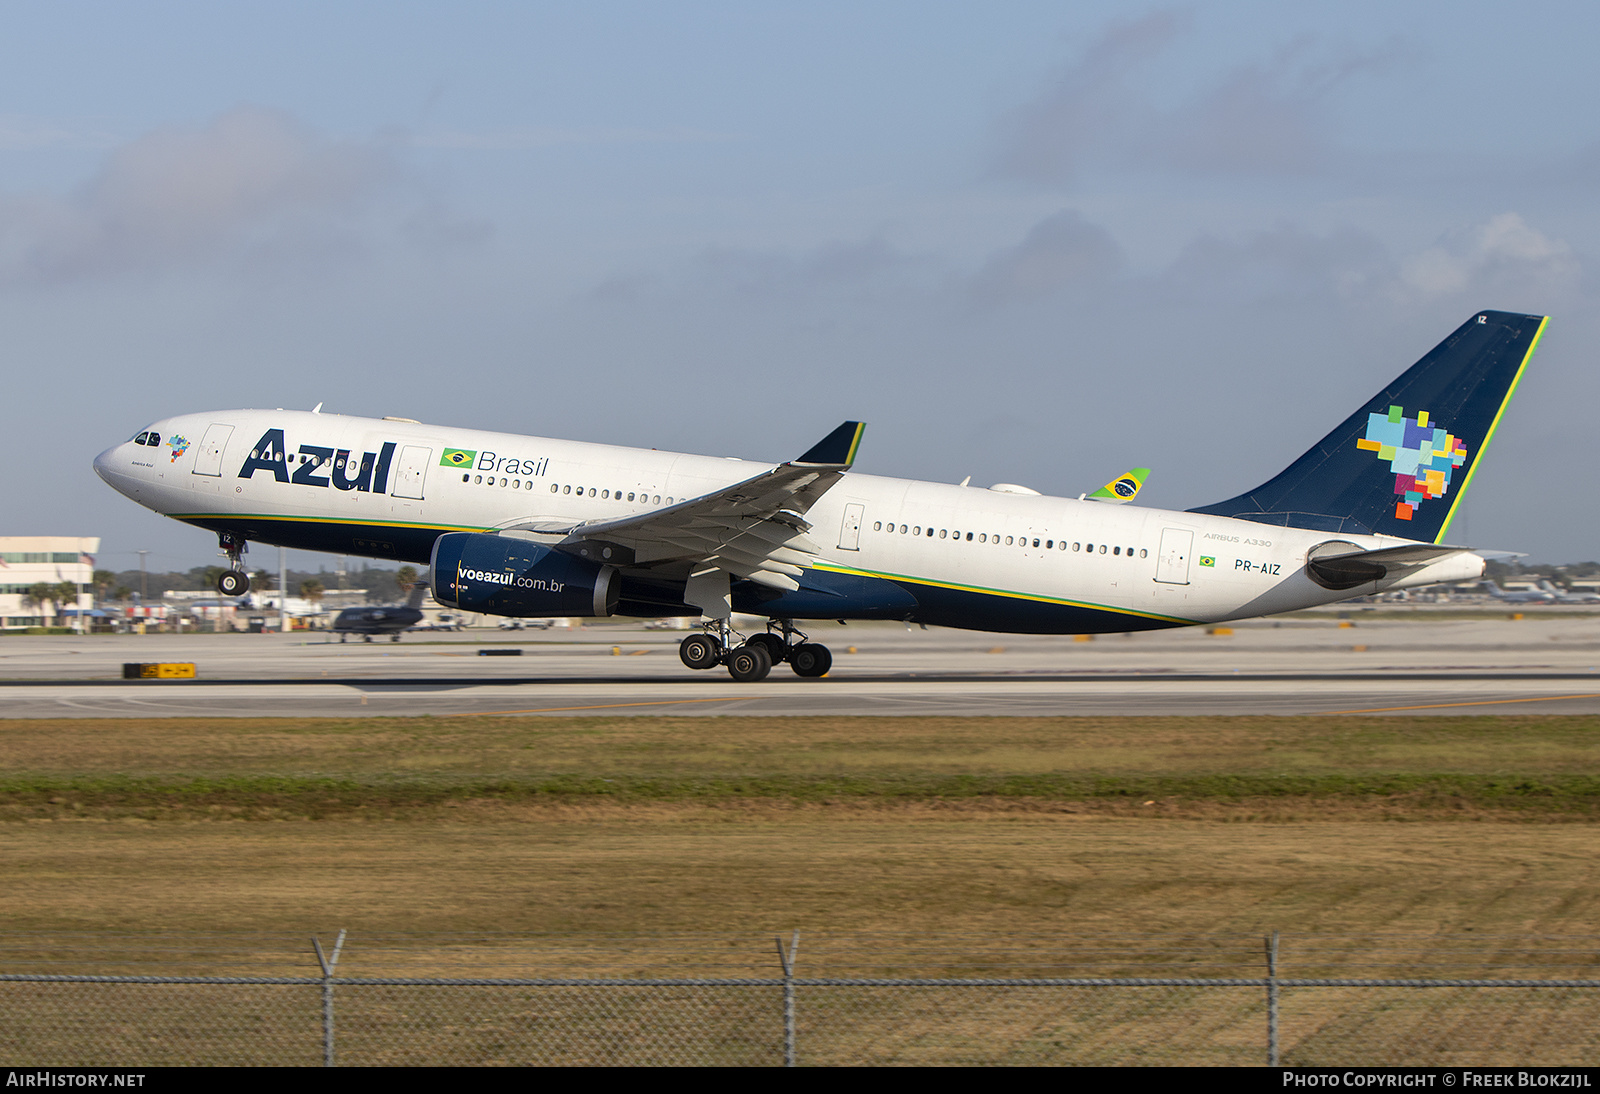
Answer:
[
  {"left": 410, "top": 126, "right": 740, "bottom": 151},
  {"left": 1399, "top": 213, "right": 1579, "bottom": 299},
  {"left": 994, "top": 14, "right": 1406, "bottom": 183},
  {"left": 970, "top": 210, "right": 1123, "bottom": 304},
  {"left": 0, "top": 106, "right": 480, "bottom": 285}
]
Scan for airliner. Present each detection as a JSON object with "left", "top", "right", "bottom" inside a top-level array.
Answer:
[{"left": 94, "top": 310, "right": 1546, "bottom": 681}]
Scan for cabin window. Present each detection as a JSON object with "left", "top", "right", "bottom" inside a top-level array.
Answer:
[
  {"left": 462, "top": 474, "right": 469, "bottom": 483},
  {"left": 653, "top": 495, "right": 660, "bottom": 504},
  {"left": 1032, "top": 538, "right": 1040, "bottom": 547},
  {"left": 912, "top": 526, "right": 920, "bottom": 535},
  {"left": 966, "top": 532, "right": 973, "bottom": 541},
  {"left": 512, "top": 480, "right": 520, "bottom": 489},
  {"left": 1139, "top": 548, "right": 1148, "bottom": 558},
  {"left": 563, "top": 485, "right": 571, "bottom": 494},
  {"left": 939, "top": 529, "right": 946, "bottom": 538},
  {"left": 601, "top": 490, "right": 609, "bottom": 499},
  {"left": 1045, "top": 540, "right": 1053, "bottom": 549},
  {"left": 874, "top": 522, "right": 882, "bottom": 531},
  {"left": 551, "top": 484, "right": 559, "bottom": 493},
  {"left": 1099, "top": 544, "right": 1107, "bottom": 554},
  {"left": 1113, "top": 546, "right": 1121, "bottom": 556},
  {"left": 475, "top": 475, "right": 483, "bottom": 484}
]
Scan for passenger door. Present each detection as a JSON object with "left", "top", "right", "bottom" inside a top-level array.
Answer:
[
  {"left": 391, "top": 446, "right": 431, "bottom": 500},
  {"left": 1155, "top": 528, "right": 1193, "bottom": 585},
  {"left": 837, "top": 503, "right": 864, "bottom": 550},
  {"left": 191, "top": 424, "right": 234, "bottom": 477}
]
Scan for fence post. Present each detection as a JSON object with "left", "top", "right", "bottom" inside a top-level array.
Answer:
[
  {"left": 1266, "top": 931, "right": 1279, "bottom": 1067},
  {"left": 776, "top": 931, "right": 800, "bottom": 1068},
  {"left": 313, "top": 930, "right": 347, "bottom": 1068}
]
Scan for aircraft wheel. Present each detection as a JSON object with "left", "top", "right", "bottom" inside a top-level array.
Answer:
[
  {"left": 747, "top": 632, "right": 786, "bottom": 664},
  {"left": 391, "top": 634, "right": 401, "bottom": 643},
  {"left": 364, "top": 635, "right": 373, "bottom": 643},
  {"left": 217, "top": 571, "right": 249, "bottom": 596},
  {"left": 679, "top": 633, "right": 722, "bottom": 670},
  {"left": 790, "top": 643, "right": 832, "bottom": 678},
  {"left": 726, "top": 643, "right": 772, "bottom": 682}
]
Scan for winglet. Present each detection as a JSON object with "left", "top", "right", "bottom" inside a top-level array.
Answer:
[
  {"left": 1087, "top": 467, "right": 1150, "bottom": 504},
  {"left": 796, "top": 421, "right": 865, "bottom": 466}
]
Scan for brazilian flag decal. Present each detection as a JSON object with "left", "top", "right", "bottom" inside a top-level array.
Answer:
[{"left": 440, "top": 449, "right": 476, "bottom": 468}]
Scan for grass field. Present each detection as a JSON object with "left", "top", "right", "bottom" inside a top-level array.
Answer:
[{"left": 2, "top": 715, "right": 1598, "bottom": 941}]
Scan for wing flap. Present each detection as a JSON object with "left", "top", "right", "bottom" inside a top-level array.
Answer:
[{"left": 552, "top": 421, "right": 863, "bottom": 606}]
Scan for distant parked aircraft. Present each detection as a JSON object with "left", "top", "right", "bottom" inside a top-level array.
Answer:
[
  {"left": 330, "top": 581, "right": 430, "bottom": 642},
  {"left": 1538, "top": 580, "right": 1600, "bottom": 604},
  {"left": 1480, "top": 580, "right": 1556, "bottom": 604}
]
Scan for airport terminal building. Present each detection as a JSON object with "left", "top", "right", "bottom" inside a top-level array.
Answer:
[{"left": 0, "top": 536, "right": 99, "bottom": 630}]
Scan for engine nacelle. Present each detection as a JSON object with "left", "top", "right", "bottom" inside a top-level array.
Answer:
[{"left": 430, "top": 532, "right": 619, "bottom": 618}]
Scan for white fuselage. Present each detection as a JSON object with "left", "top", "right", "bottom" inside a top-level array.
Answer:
[{"left": 94, "top": 409, "right": 1483, "bottom": 632}]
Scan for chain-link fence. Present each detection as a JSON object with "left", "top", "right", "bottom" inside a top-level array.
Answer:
[{"left": 1, "top": 932, "right": 1597, "bottom": 1066}]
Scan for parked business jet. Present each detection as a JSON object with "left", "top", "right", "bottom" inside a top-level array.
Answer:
[
  {"left": 330, "top": 580, "right": 430, "bottom": 642},
  {"left": 94, "top": 310, "right": 1546, "bottom": 680}
]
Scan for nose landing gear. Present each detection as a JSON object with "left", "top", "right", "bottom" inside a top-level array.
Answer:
[
  {"left": 676, "top": 619, "right": 833, "bottom": 681},
  {"left": 216, "top": 532, "right": 250, "bottom": 595}
]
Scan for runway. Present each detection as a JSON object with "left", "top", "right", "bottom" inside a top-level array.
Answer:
[{"left": 4, "top": 611, "right": 1599, "bottom": 717}]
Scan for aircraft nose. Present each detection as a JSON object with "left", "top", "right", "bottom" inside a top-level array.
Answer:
[
  {"left": 93, "top": 445, "right": 116, "bottom": 483},
  {"left": 93, "top": 442, "right": 129, "bottom": 488}
]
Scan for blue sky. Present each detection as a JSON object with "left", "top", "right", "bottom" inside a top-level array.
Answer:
[{"left": 6, "top": 2, "right": 1597, "bottom": 573}]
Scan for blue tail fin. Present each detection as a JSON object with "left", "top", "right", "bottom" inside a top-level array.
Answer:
[{"left": 1189, "top": 310, "right": 1547, "bottom": 543}]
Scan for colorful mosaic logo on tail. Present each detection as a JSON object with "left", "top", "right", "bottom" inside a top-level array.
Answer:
[{"left": 1355, "top": 406, "right": 1467, "bottom": 521}]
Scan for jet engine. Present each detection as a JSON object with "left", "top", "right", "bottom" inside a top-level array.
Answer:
[{"left": 430, "top": 532, "right": 619, "bottom": 617}]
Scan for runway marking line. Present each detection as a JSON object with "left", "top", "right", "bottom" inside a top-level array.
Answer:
[
  {"left": 1324, "top": 693, "right": 1600, "bottom": 715},
  {"left": 446, "top": 696, "right": 756, "bottom": 716}
]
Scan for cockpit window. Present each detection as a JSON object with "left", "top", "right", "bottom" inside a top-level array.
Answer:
[
  {"left": 133, "top": 432, "right": 149, "bottom": 445},
  {"left": 145, "top": 433, "right": 161, "bottom": 446}
]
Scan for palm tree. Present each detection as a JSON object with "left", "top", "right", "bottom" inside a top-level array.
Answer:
[
  {"left": 23, "top": 583, "right": 55, "bottom": 625},
  {"left": 55, "top": 581, "right": 79, "bottom": 627}
]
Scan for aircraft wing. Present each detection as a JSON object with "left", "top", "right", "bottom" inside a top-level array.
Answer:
[{"left": 547, "top": 421, "right": 865, "bottom": 592}]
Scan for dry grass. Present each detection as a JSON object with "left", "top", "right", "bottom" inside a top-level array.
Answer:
[{"left": 0, "top": 715, "right": 1597, "bottom": 937}]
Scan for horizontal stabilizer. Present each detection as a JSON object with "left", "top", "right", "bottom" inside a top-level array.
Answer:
[
  {"left": 1087, "top": 467, "right": 1150, "bottom": 504},
  {"left": 1306, "top": 542, "right": 1481, "bottom": 591}
]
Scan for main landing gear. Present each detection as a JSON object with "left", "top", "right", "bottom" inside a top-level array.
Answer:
[
  {"left": 217, "top": 532, "right": 250, "bottom": 596},
  {"left": 678, "top": 619, "right": 833, "bottom": 682}
]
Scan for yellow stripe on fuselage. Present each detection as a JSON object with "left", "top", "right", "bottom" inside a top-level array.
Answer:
[{"left": 811, "top": 561, "right": 1196, "bottom": 625}]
